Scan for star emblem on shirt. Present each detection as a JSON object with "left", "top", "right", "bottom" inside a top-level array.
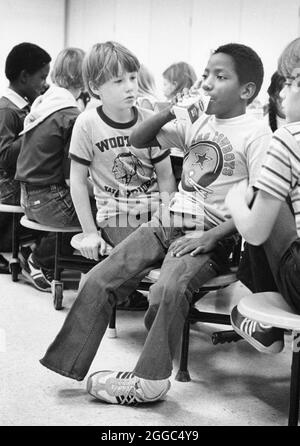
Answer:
[{"left": 192, "top": 151, "right": 213, "bottom": 169}]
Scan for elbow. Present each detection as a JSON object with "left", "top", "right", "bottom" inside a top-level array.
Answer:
[
  {"left": 129, "top": 131, "right": 142, "bottom": 148},
  {"left": 242, "top": 230, "right": 269, "bottom": 246}
]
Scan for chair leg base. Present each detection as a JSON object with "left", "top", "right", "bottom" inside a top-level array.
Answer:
[
  {"left": 107, "top": 328, "right": 117, "bottom": 338},
  {"left": 175, "top": 370, "right": 191, "bottom": 382}
]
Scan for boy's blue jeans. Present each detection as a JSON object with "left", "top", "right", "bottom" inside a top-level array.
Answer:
[
  {"left": 0, "top": 171, "right": 20, "bottom": 204},
  {"left": 40, "top": 207, "right": 234, "bottom": 381},
  {"left": 20, "top": 183, "right": 80, "bottom": 270}
]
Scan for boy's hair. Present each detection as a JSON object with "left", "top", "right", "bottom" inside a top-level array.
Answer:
[
  {"left": 163, "top": 61, "right": 197, "bottom": 97},
  {"left": 278, "top": 37, "right": 300, "bottom": 78},
  {"left": 83, "top": 41, "right": 140, "bottom": 99},
  {"left": 214, "top": 43, "right": 264, "bottom": 104},
  {"left": 267, "top": 71, "right": 286, "bottom": 132},
  {"left": 5, "top": 42, "right": 51, "bottom": 82},
  {"left": 51, "top": 47, "right": 85, "bottom": 90}
]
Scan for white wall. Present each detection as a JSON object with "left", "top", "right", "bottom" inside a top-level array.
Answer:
[
  {"left": 66, "top": 0, "right": 300, "bottom": 103},
  {"left": 0, "top": 0, "right": 299, "bottom": 103},
  {"left": 0, "top": 0, "right": 65, "bottom": 93}
]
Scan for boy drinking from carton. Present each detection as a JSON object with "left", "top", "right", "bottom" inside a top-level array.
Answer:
[{"left": 40, "top": 43, "right": 272, "bottom": 406}]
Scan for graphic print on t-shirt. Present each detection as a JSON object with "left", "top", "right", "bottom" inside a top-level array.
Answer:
[
  {"left": 181, "top": 131, "right": 235, "bottom": 196},
  {"left": 112, "top": 151, "right": 145, "bottom": 186}
]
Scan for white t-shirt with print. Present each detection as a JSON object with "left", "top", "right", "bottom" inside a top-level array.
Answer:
[
  {"left": 157, "top": 113, "right": 272, "bottom": 228},
  {"left": 69, "top": 106, "right": 170, "bottom": 225}
]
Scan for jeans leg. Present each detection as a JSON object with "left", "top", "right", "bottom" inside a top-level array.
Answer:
[
  {"left": 40, "top": 225, "right": 167, "bottom": 380},
  {"left": 133, "top": 250, "right": 220, "bottom": 380}
]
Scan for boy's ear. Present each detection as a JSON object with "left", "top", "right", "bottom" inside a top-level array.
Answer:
[
  {"left": 88, "top": 81, "right": 100, "bottom": 97},
  {"left": 240, "top": 82, "right": 256, "bottom": 102},
  {"left": 19, "top": 69, "right": 29, "bottom": 85}
]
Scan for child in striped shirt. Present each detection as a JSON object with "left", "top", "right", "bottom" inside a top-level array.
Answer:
[{"left": 226, "top": 36, "right": 300, "bottom": 353}]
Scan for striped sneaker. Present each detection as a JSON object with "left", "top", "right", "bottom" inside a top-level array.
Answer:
[
  {"left": 87, "top": 371, "right": 170, "bottom": 405},
  {"left": 230, "top": 305, "right": 284, "bottom": 354},
  {"left": 22, "top": 253, "right": 53, "bottom": 292}
]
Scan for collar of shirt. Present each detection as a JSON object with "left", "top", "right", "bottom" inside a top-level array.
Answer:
[{"left": 2, "top": 87, "right": 29, "bottom": 109}]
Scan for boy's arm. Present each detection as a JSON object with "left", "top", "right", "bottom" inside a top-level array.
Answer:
[
  {"left": 170, "top": 218, "right": 237, "bottom": 257},
  {"left": 0, "top": 109, "right": 23, "bottom": 171},
  {"left": 154, "top": 156, "right": 177, "bottom": 203},
  {"left": 70, "top": 160, "right": 107, "bottom": 260},
  {"left": 225, "top": 180, "right": 282, "bottom": 245},
  {"left": 130, "top": 106, "right": 174, "bottom": 148}
]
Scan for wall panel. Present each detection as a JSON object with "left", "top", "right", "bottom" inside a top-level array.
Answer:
[{"left": 0, "top": 0, "right": 65, "bottom": 92}]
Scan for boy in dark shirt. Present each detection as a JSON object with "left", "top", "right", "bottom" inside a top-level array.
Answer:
[{"left": 0, "top": 42, "right": 51, "bottom": 282}]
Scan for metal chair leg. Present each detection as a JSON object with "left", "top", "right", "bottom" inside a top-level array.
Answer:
[
  {"left": 53, "top": 232, "right": 64, "bottom": 310},
  {"left": 175, "top": 316, "right": 191, "bottom": 382},
  {"left": 10, "top": 212, "right": 20, "bottom": 282},
  {"left": 288, "top": 333, "right": 300, "bottom": 426},
  {"left": 107, "top": 304, "right": 117, "bottom": 338}
]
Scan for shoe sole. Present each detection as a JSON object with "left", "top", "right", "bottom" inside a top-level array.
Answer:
[
  {"left": 22, "top": 269, "right": 52, "bottom": 293},
  {"left": 230, "top": 316, "right": 284, "bottom": 354}
]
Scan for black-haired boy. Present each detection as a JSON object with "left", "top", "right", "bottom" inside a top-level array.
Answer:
[{"left": 0, "top": 42, "right": 51, "bottom": 285}]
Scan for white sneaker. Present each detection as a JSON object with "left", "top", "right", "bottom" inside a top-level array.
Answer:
[{"left": 87, "top": 370, "right": 170, "bottom": 405}]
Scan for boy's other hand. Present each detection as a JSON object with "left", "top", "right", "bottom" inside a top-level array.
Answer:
[
  {"left": 80, "top": 233, "right": 107, "bottom": 261},
  {"left": 170, "top": 230, "right": 218, "bottom": 257}
]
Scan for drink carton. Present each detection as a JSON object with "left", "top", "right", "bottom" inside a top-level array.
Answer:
[{"left": 173, "top": 92, "right": 210, "bottom": 124}]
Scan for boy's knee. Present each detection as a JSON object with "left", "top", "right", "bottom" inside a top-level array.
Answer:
[{"left": 149, "top": 281, "right": 177, "bottom": 306}]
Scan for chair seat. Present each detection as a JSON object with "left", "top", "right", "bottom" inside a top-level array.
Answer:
[
  {"left": 20, "top": 215, "right": 81, "bottom": 233},
  {"left": 0, "top": 203, "right": 23, "bottom": 213},
  {"left": 238, "top": 292, "right": 300, "bottom": 331},
  {"left": 71, "top": 232, "right": 113, "bottom": 254},
  {"left": 145, "top": 267, "right": 237, "bottom": 288}
]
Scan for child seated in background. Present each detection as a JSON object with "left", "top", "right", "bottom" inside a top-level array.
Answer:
[
  {"left": 162, "top": 61, "right": 197, "bottom": 101},
  {"left": 136, "top": 64, "right": 159, "bottom": 110},
  {"left": 0, "top": 42, "right": 51, "bottom": 274},
  {"left": 15, "top": 47, "right": 85, "bottom": 291},
  {"left": 40, "top": 43, "right": 271, "bottom": 406},
  {"left": 226, "top": 37, "right": 300, "bottom": 353}
]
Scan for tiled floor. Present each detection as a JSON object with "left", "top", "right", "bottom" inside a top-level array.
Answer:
[{"left": 0, "top": 270, "right": 295, "bottom": 426}]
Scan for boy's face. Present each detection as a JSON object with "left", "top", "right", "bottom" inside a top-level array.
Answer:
[
  {"left": 93, "top": 71, "right": 138, "bottom": 111},
  {"left": 280, "top": 68, "right": 300, "bottom": 123},
  {"left": 201, "top": 53, "right": 246, "bottom": 119},
  {"left": 24, "top": 64, "right": 50, "bottom": 103}
]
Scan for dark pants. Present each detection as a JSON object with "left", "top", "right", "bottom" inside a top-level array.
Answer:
[
  {"left": 21, "top": 183, "right": 81, "bottom": 270},
  {"left": 263, "top": 201, "right": 300, "bottom": 313},
  {"left": 0, "top": 172, "right": 38, "bottom": 251}
]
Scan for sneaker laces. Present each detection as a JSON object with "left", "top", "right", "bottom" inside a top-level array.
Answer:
[
  {"left": 41, "top": 268, "right": 54, "bottom": 283},
  {"left": 108, "top": 372, "right": 143, "bottom": 405}
]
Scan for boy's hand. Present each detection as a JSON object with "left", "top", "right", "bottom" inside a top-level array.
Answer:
[
  {"left": 79, "top": 233, "right": 108, "bottom": 261},
  {"left": 169, "top": 230, "right": 219, "bottom": 257},
  {"left": 225, "top": 179, "right": 254, "bottom": 212}
]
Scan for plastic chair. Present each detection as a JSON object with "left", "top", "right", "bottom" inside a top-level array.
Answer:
[
  {"left": 20, "top": 216, "right": 84, "bottom": 310},
  {"left": 238, "top": 291, "right": 300, "bottom": 426},
  {"left": 0, "top": 203, "right": 24, "bottom": 281}
]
